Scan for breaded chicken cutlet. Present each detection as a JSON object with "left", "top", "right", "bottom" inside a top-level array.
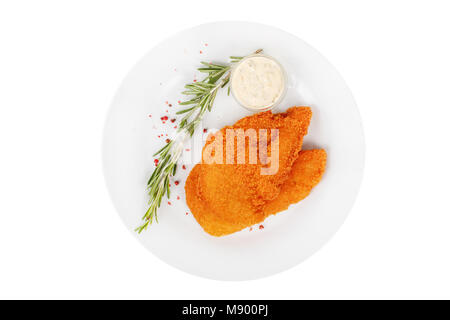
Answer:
[{"left": 185, "top": 106, "right": 326, "bottom": 236}]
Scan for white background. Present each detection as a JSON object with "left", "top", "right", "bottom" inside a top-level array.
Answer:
[{"left": 1, "top": 0, "right": 449, "bottom": 299}]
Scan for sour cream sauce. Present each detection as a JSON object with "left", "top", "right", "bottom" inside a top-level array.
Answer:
[{"left": 231, "top": 55, "right": 286, "bottom": 111}]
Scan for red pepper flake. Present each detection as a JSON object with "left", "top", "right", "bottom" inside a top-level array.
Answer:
[
  {"left": 177, "top": 196, "right": 180, "bottom": 200},
  {"left": 165, "top": 101, "right": 168, "bottom": 105},
  {"left": 177, "top": 100, "right": 181, "bottom": 104},
  {"left": 203, "top": 128, "right": 207, "bottom": 133},
  {"left": 148, "top": 114, "right": 152, "bottom": 117},
  {"left": 249, "top": 227, "right": 253, "bottom": 231},
  {"left": 182, "top": 165, "right": 186, "bottom": 170},
  {"left": 161, "top": 116, "right": 169, "bottom": 121},
  {"left": 168, "top": 104, "right": 172, "bottom": 107},
  {"left": 259, "top": 225, "right": 264, "bottom": 230},
  {"left": 168, "top": 201, "right": 171, "bottom": 205},
  {"left": 200, "top": 50, "right": 203, "bottom": 54},
  {"left": 174, "top": 181, "right": 180, "bottom": 186},
  {"left": 185, "top": 148, "right": 190, "bottom": 152},
  {"left": 174, "top": 126, "right": 177, "bottom": 129},
  {"left": 186, "top": 212, "right": 189, "bottom": 215},
  {"left": 154, "top": 159, "right": 159, "bottom": 166},
  {"left": 170, "top": 119, "right": 176, "bottom": 123},
  {"left": 205, "top": 43, "right": 208, "bottom": 47},
  {"left": 165, "top": 138, "right": 171, "bottom": 143},
  {"left": 193, "top": 79, "right": 197, "bottom": 82}
]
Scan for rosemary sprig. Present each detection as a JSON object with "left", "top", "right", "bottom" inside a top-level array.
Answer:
[{"left": 136, "top": 50, "right": 262, "bottom": 233}]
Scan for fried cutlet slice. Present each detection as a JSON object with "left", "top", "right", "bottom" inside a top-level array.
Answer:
[
  {"left": 263, "top": 149, "right": 327, "bottom": 216},
  {"left": 224, "top": 106, "right": 313, "bottom": 202},
  {"left": 198, "top": 107, "right": 312, "bottom": 214},
  {"left": 185, "top": 149, "right": 327, "bottom": 236}
]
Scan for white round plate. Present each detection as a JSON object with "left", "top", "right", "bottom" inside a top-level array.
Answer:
[{"left": 103, "top": 21, "right": 365, "bottom": 281}]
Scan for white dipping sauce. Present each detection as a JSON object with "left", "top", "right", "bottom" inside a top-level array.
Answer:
[{"left": 231, "top": 55, "right": 285, "bottom": 110}]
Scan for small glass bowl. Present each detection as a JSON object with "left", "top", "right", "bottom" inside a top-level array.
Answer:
[{"left": 230, "top": 53, "right": 287, "bottom": 112}]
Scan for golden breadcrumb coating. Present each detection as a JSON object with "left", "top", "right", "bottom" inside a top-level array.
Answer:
[
  {"left": 185, "top": 107, "right": 326, "bottom": 236},
  {"left": 263, "top": 149, "right": 327, "bottom": 216}
]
